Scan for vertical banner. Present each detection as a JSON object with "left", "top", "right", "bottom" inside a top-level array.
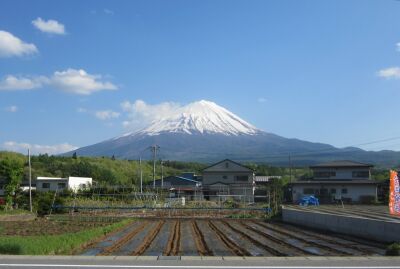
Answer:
[{"left": 389, "top": 170, "right": 400, "bottom": 215}]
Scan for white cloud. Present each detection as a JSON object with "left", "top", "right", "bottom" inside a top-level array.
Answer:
[
  {"left": 0, "top": 75, "right": 46, "bottom": 91},
  {"left": 257, "top": 97, "right": 267, "bottom": 103},
  {"left": 4, "top": 105, "right": 18, "bottom": 112},
  {"left": 50, "top": 68, "right": 117, "bottom": 95},
  {"left": 2, "top": 141, "right": 78, "bottom": 155},
  {"left": 377, "top": 67, "right": 400, "bottom": 79},
  {"left": 0, "top": 69, "right": 117, "bottom": 95},
  {"left": 396, "top": 42, "right": 400, "bottom": 52},
  {"left": 104, "top": 9, "right": 114, "bottom": 15},
  {"left": 121, "top": 100, "right": 181, "bottom": 130},
  {"left": 32, "top": 17, "right": 65, "bottom": 35},
  {"left": 0, "top": 30, "right": 38, "bottom": 58},
  {"left": 95, "top": 110, "right": 120, "bottom": 120},
  {"left": 76, "top": 107, "right": 87, "bottom": 113}
]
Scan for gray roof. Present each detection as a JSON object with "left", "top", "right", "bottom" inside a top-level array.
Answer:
[{"left": 310, "top": 160, "right": 373, "bottom": 169}]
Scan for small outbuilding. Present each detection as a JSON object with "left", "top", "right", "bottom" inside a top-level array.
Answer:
[{"left": 36, "top": 176, "right": 92, "bottom": 192}]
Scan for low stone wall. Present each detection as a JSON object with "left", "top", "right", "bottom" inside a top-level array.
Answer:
[{"left": 282, "top": 206, "right": 400, "bottom": 243}]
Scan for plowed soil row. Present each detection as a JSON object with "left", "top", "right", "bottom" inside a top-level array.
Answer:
[
  {"left": 132, "top": 220, "right": 165, "bottom": 256},
  {"left": 99, "top": 221, "right": 148, "bottom": 255},
  {"left": 190, "top": 220, "right": 213, "bottom": 256},
  {"left": 163, "top": 220, "right": 181, "bottom": 256},
  {"left": 207, "top": 220, "right": 250, "bottom": 256}
]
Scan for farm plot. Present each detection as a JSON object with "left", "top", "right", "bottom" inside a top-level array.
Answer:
[{"left": 81, "top": 219, "right": 386, "bottom": 256}]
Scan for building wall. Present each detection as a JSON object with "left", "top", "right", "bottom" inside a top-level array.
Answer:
[
  {"left": 282, "top": 207, "right": 400, "bottom": 243},
  {"left": 292, "top": 184, "right": 377, "bottom": 203},
  {"left": 202, "top": 172, "right": 253, "bottom": 185},
  {"left": 36, "top": 179, "right": 69, "bottom": 192},
  {"left": 68, "top": 177, "right": 92, "bottom": 191}
]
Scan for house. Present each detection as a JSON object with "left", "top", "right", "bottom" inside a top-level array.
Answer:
[
  {"left": 290, "top": 160, "right": 379, "bottom": 203},
  {"left": 202, "top": 159, "right": 254, "bottom": 202},
  {"left": 153, "top": 172, "right": 202, "bottom": 200},
  {"left": 36, "top": 176, "right": 92, "bottom": 192}
]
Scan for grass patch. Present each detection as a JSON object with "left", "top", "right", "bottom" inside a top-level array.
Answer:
[
  {"left": 0, "top": 209, "right": 31, "bottom": 215},
  {"left": 0, "top": 219, "right": 131, "bottom": 255}
]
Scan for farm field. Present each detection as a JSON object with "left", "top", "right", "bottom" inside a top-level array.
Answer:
[{"left": 82, "top": 219, "right": 387, "bottom": 256}]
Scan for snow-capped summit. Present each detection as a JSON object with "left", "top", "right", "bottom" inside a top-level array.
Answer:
[{"left": 135, "top": 100, "right": 260, "bottom": 136}]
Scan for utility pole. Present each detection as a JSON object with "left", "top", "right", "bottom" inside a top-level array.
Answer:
[
  {"left": 289, "top": 154, "right": 292, "bottom": 183},
  {"left": 139, "top": 157, "right": 143, "bottom": 193},
  {"left": 161, "top": 160, "right": 164, "bottom": 188},
  {"left": 28, "top": 149, "right": 32, "bottom": 213},
  {"left": 151, "top": 145, "right": 160, "bottom": 189}
]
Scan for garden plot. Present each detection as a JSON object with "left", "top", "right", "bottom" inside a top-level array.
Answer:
[{"left": 81, "top": 219, "right": 386, "bottom": 256}]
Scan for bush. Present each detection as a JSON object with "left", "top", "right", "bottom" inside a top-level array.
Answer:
[
  {"left": 34, "top": 191, "right": 66, "bottom": 216},
  {"left": 0, "top": 243, "right": 22, "bottom": 254},
  {"left": 386, "top": 243, "right": 400, "bottom": 256}
]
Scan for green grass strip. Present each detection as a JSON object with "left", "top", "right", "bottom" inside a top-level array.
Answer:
[{"left": 0, "top": 219, "right": 131, "bottom": 255}]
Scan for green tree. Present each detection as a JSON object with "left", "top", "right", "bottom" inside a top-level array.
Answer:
[{"left": 0, "top": 157, "right": 24, "bottom": 210}]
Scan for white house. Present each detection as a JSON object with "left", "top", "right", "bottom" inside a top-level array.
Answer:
[
  {"left": 291, "top": 160, "right": 379, "bottom": 203},
  {"left": 36, "top": 177, "right": 92, "bottom": 192}
]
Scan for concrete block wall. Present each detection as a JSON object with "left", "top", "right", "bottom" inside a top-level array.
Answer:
[{"left": 282, "top": 207, "right": 400, "bottom": 243}]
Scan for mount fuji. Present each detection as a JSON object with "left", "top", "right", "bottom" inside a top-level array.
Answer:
[{"left": 67, "top": 100, "right": 400, "bottom": 166}]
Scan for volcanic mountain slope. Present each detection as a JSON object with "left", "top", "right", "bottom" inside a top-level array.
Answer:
[{"left": 67, "top": 100, "right": 400, "bottom": 166}]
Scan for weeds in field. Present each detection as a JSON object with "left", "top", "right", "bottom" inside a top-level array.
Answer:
[{"left": 0, "top": 219, "right": 131, "bottom": 255}]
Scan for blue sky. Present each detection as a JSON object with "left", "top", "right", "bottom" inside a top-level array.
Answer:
[{"left": 1, "top": 0, "right": 400, "bottom": 154}]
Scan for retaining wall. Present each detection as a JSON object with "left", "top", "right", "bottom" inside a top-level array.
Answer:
[{"left": 282, "top": 206, "right": 400, "bottom": 243}]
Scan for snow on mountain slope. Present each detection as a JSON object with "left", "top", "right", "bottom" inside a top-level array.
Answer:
[{"left": 125, "top": 100, "right": 260, "bottom": 136}]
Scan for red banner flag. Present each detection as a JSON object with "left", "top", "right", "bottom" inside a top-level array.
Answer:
[{"left": 389, "top": 170, "right": 400, "bottom": 215}]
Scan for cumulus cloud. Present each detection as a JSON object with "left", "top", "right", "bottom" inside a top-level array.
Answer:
[
  {"left": 0, "top": 69, "right": 117, "bottom": 94},
  {"left": 104, "top": 9, "right": 114, "bottom": 15},
  {"left": 4, "top": 105, "right": 18, "bottom": 112},
  {"left": 50, "top": 69, "right": 117, "bottom": 95},
  {"left": 32, "top": 17, "right": 66, "bottom": 35},
  {"left": 0, "top": 30, "right": 38, "bottom": 57},
  {"left": 95, "top": 110, "right": 120, "bottom": 120},
  {"left": 121, "top": 100, "right": 181, "bottom": 130},
  {"left": 0, "top": 75, "right": 46, "bottom": 91},
  {"left": 377, "top": 67, "right": 400, "bottom": 79},
  {"left": 2, "top": 141, "right": 78, "bottom": 155}
]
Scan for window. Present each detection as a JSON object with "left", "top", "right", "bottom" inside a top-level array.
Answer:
[
  {"left": 225, "top": 162, "right": 229, "bottom": 168},
  {"left": 341, "top": 188, "right": 348, "bottom": 194},
  {"left": 235, "top": 176, "right": 248, "bottom": 181},
  {"left": 57, "top": 183, "right": 66, "bottom": 188},
  {"left": 330, "top": 188, "right": 336, "bottom": 194},
  {"left": 222, "top": 175, "right": 227, "bottom": 180},
  {"left": 352, "top": 171, "right": 369, "bottom": 178},
  {"left": 42, "top": 183, "right": 50, "bottom": 188},
  {"left": 303, "top": 188, "right": 314, "bottom": 195},
  {"left": 314, "top": 171, "right": 336, "bottom": 178}
]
